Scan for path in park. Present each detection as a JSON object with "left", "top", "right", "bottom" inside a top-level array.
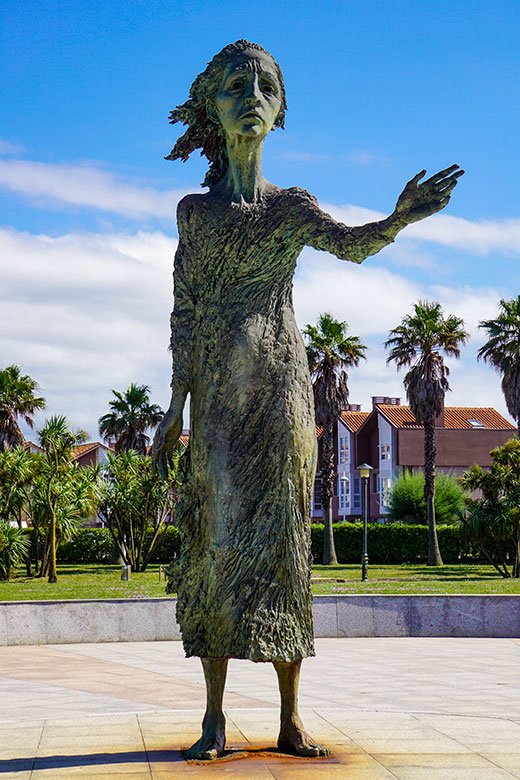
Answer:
[{"left": 0, "top": 637, "right": 519, "bottom": 778}]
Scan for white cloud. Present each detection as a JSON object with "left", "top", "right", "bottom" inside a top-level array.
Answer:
[
  {"left": 0, "top": 139, "right": 26, "bottom": 156},
  {"left": 0, "top": 228, "right": 178, "bottom": 437},
  {"left": 0, "top": 159, "right": 187, "bottom": 219}
]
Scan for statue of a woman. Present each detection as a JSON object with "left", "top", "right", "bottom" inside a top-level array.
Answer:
[{"left": 153, "top": 39, "right": 462, "bottom": 760}]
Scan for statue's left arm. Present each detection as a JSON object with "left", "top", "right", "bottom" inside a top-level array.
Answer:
[{"left": 298, "top": 165, "right": 464, "bottom": 264}]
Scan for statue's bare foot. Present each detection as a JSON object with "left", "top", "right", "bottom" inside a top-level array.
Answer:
[
  {"left": 278, "top": 716, "right": 330, "bottom": 757},
  {"left": 184, "top": 714, "right": 226, "bottom": 760}
]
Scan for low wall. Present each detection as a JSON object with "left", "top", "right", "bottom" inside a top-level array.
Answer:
[{"left": 0, "top": 595, "right": 518, "bottom": 646}]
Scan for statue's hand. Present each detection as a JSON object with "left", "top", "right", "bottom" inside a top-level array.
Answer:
[
  {"left": 152, "top": 407, "right": 183, "bottom": 479},
  {"left": 394, "top": 164, "right": 464, "bottom": 225}
]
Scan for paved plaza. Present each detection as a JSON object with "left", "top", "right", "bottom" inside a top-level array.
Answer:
[{"left": 0, "top": 637, "right": 519, "bottom": 778}]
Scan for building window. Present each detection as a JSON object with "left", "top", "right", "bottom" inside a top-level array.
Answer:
[
  {"left": 353, "top": 477, "right": 361, "bottom": 510},
  {"left": 381, "top": 443, "right": 391, "bottom": 460},
  {"left": 313, "top": 477, "right": 322, "bottom": 510},
  {"left": 467, "top": 419, "right": 486, "bottom": 428},
  {"left": 339, "top": 475, "right": 349, "bottom": 511},
  {"left": 339, "top": 436, "right": 349, "bottom": 464},
  {"left": 381, "top": 477, "right": 392, "bottom": 507}
]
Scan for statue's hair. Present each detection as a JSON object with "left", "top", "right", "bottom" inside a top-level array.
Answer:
[{"left": 166, "top": 39, "right": 287, "bottom": 188}]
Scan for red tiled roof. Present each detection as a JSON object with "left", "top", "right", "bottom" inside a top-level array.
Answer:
[
  {"left": 72, "top": 442, "right": 111, "bottom": 459},
  {"left": 179, "top": 433, "right": 190, "bottom": 448},
  {"left": 340, "top": 410, "right": 370, "bottom": 432},
  {"left": 315, "top": 425, "right": 323, "bottom": 439},
  {"left": 377, "top": 404, "right": 515, "bottom": 430}
]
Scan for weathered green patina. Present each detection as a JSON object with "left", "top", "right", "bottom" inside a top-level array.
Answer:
[{"left": 153, "top": 39, "right": 463, "bottom": 760}]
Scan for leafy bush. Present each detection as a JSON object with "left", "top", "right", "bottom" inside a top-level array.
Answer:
[
  {"left": 39, "top": 525, "right": 181, "bottom": 565},
  {"left": 147, "top": 525, "right": 181, "bottom": 562},
  {"left": 98, "top": 451, "right": 180, "bottom": 572},
  {"left": 388, "top": 472, "right": 467, "bottom": 525},
  {"left": 0, "top": 522, "right": 30, "bottom": 579},
  {"left": 459, "top": 438, "right": 520, "bottom": 578},
  {"left": 57, "top": 528, "right": 115, "bottom": 564},
  {"left": 311, "top": 522, "right": 465, "bottom": 565}
]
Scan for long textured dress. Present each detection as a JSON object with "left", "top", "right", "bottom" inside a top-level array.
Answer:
[{"left": 169, "top": 185, "right": 392, "bottom": 662}]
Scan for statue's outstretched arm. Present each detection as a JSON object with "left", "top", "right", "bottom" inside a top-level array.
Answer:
[
  {"left": 152, "top": 213, "right": 195, "bottom": 476},
  {"left": 301, "top": 165, "right": 464, "bottom": 264}
]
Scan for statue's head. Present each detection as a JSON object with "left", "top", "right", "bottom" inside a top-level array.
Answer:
[{"left": 166, "top": 40, "right": 287, "bottom": 188}]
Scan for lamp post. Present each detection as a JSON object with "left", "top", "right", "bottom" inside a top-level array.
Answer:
[{"left": 357, "top": 463, "right": 373, "bottom": 581}]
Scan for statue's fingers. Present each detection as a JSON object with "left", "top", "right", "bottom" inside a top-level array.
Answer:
[
  {"left": 422, "top": 164, "right": 462, "bottom": 186},
  {"left": 437, "top": 178, "right": 460, "bottom": 196},
  {"left": 439, "top": 169, "right": 465, "bottom": 186},
  {"left": 436, "top": 194, "right": 452, "bottom": 210},
  {"left": 406, "top": 169, "right": 427, "bottom": 187}
]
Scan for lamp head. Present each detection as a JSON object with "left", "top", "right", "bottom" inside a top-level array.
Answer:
[{"left": 357, "top": 463, "right": 373, "bottom": 480}]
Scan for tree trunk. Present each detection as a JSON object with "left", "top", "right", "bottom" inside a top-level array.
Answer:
[
  {"left": 321, "top": 424, "right": 338, "bottom": 565},
  {"left": 424, "top": 419, "right": 443, "bottom": 566},
  {"left": 17, "top": 513, "right": 33, "bottom": 577},
  {"left": 48, "top": 509, "right": 58, "bottom": 583},
  {"left": 34, "top": 527, "right": 41, "bottom": 576},
  {"left": 513, "top": 533, "right": 520, "bottom": 579}
]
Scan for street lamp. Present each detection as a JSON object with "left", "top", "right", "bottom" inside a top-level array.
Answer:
[{"left": 357, "top": 463, "right": 373, "bottom": 581}]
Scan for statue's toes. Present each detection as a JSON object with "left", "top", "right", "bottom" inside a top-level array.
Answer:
[
  {"left": 297, "top": 741, "right": 330, "bottom": 757},
  {"left": 279, "top": 733, "right": 330, "bottom": 758},
  {"left": 184, "top": 739, "right": 223, "bottom": 761}
]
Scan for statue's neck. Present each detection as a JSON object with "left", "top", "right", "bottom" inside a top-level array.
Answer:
[{"left": 223, "top": 136, "right": 267, "bottom": 203}]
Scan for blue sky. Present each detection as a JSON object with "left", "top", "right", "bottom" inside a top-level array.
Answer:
[{"left": 1, "top": 0, "right": 518, "bottom": 437}]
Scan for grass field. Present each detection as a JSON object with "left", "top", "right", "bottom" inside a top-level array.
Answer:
[{"left": 0, "top": 563, "right": 519, "bottom": 601}]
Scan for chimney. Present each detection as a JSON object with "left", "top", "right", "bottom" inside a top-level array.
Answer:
[
  {"left": 372, "top": 396, "right": 401, "bottom": 409},
  {"left": 345, "top": 403, "right": 361, "bottom": 412}
]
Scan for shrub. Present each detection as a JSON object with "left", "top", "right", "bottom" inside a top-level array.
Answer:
[
  {"left": 50, "top": 525, "right": 181, "bottom": 565},
  {"left": 98, "top": 451, "right": 180, "bottom": 572},
  {"left": 388, "top": 472, "right": 467, "bottom": 525},
  {"left": 57, "top": 528, "right": 115, "bottom": 564},
  {"left": 311, "top": 522, "right": 465, "bottom": 565},
  {"left": 0, "top": 522, "right": 30, "bottom": 579},
  {"left": 459, "top": 438, "right": 520, "bottom": 578},
  {"left": 147, "top": 525, "right": 181, "bottom": 562}
]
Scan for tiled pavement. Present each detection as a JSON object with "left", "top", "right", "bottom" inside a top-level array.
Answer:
[{"left": 0, "top": 638, "right": 519, "bottom": 778}]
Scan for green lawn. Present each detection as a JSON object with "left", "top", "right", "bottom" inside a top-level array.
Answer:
[{"left": 0, "top": 563, "right": 519, "bottom": 601}]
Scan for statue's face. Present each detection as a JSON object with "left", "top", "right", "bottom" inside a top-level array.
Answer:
[{"left": 214, "top": 49, "right": 282, "bottom": 140}]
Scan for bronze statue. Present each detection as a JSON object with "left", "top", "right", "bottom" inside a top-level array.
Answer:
[{"left": 153, "top": 39, "right": 463, "bottom": 760}]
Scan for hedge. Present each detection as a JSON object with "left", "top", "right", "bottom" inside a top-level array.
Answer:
[
  {"left": 58, "top": 528, "right": 116, "bottom": 564},
  {"left": 22, "top": 526, "right": 182, "bottom": 565},
  {"left": 22, "top": 523, "right": 468, "bottom": 566},
  {"left": 311, "top": 522, "right": 466, "bottom": 564}
]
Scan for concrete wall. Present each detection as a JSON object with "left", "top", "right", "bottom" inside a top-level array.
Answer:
[{"left": 0, "top": 596, "right": 519, "bottom": 646}]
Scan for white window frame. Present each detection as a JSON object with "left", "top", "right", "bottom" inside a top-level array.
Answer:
[
  {"left": 353, "top": 477, "right": 361, "bottom": 510},
  {"left": 339, "top": 436, "right": 349, "bottom": 464},
  {"left": 338, "top": 474, "right": 350, "bottom": 511},
  {"left": 380, "top": 477, "right": 392, "bottom": 507}
]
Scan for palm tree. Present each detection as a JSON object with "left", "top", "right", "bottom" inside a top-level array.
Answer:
[
  {"left": 98, "top": 384, "right": 164, "bottom": 454},
  {"left": 0, "top": 365, "right": 46, "bottom": 451},
  {"left": 304, "top": 313, "right": 367, "bottom": 565},
  {"left": 478, "top": 295, "right": 520, "bottom": 435},
  {"left": 385, "top": 300, "right": 468, "bottom": 565},
  {"left": 36, "top": 416, "right": 98, "bottom": 583}
]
